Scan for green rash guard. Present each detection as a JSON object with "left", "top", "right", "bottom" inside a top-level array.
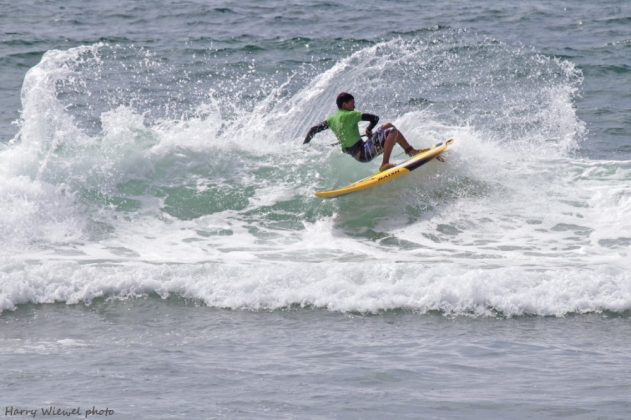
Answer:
[{"left": 326, "top": 109, "right": 362, "bottom": 150}]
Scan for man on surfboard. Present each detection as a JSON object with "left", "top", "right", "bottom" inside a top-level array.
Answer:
[{"left": 303, "top": 92, "right": 443, "bottom": 172}]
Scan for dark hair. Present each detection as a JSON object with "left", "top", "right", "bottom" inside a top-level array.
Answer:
[{"left": 336, "top": 92, "right": 354, "bottom": 109}]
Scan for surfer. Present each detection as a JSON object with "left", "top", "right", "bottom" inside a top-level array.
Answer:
[{"left": 303, "top": 92, "right": 443, "bottom": 172}]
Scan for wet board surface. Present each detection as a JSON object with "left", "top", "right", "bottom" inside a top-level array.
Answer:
[{"left": 315, "top": 138, "right": 454, "bottom": 199}]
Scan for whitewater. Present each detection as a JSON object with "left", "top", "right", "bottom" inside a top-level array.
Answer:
[{"left": 1, "top": 36, "right": 629, "bottom": 317}]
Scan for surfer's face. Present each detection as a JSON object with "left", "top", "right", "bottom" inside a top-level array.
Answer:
[{"left": 341, "top": 99, "right": 355, "bottom": 111}]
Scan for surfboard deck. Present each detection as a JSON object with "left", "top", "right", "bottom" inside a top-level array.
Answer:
[{"left": 314, "top": 138, "right": 453, "bottom": 199}]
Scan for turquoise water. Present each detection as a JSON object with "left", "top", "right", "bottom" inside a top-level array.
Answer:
[{"left": 1, "top": 1, "right": 630, "bottom": 418}]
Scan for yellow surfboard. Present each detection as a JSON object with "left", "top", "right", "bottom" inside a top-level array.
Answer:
[{"left": 315, "top": 139, "right": 453, "bottom": 199}]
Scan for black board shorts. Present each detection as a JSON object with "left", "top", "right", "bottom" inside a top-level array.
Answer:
[{"left": 344, "top": 126, "right": 393, "bottom": 162}]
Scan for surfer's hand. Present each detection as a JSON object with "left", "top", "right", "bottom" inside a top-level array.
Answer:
[
  {"left": 437, "top": 155, "right": 446, "bottom": 162},
  {"left": 365, "top": 129, "right": 372, "bottom": 138}
]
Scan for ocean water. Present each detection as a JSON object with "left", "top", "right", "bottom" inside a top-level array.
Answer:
[{"left": 1, "top": 0, "right": 630, "bottom": 418}]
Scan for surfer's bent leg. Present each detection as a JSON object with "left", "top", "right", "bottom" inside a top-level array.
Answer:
[
  {"left": 358, "top": 124, "right": 433, "bottom": 171},
  {"left": 379, "top": 123, "right": 422, "bottom": 170}
]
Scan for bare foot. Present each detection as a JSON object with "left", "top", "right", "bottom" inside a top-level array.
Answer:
[
  {"left": 379, "top": 163, "right": 396, "bottom": 172},
  {"left": 407, "top": 148, "right": 429, "bottom": 157},
  {"left": 406, "top": 148, "right": 420, "bottom": 157}
]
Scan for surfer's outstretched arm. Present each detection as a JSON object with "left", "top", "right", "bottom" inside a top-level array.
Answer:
[{"left": 303, "top": 121, "right": 329, "bottom": 144}]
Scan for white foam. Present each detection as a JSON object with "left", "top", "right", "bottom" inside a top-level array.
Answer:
[
  {"left": 1, "top": 37, "right": 628, "bottom": 317},
  {"left": 1, "top": 259, "right": 629, "bottom": 316}
]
